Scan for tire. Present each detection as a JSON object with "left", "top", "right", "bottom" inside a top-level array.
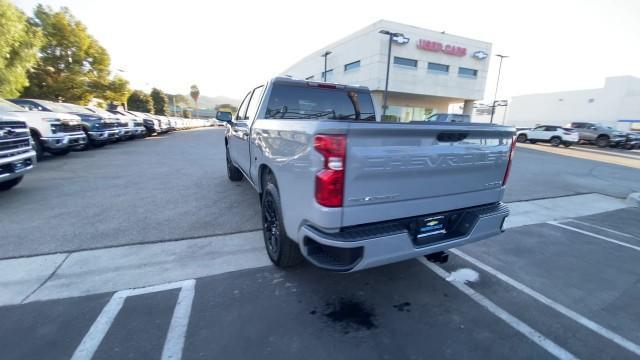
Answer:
[
  {"left": 550, "top": 137, "right": 562, "bottom": 147},
  {"left": 49, "top": 149, "right": 70, "bottom": 156},
  {"left": 595, "top": 135, "right": 609, "bottom": 148},
  {"left": 261, "top": 183, "right": 303, "bottom": 267},
  {"left": 76, "top": 130, "right": 93, "bottom": 151},
  {"left": 516, "top": 134, "right": 527, "bottom": 143},
  {"left": 32, "top": 135, "right": 45, "bottom": 160},
  {"left": 0, "top": 176, "right": 23, "bottom": 191},
  {"left": 226, "top": 146, "right": 243, "bottom": 181}
]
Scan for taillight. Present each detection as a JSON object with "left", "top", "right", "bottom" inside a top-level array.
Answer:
[
  {"left": 314, "top": 134, "right": 346, "bottom": 207},
  {"left": 502, "top": 136, "right": 517, "bottom": 186}
]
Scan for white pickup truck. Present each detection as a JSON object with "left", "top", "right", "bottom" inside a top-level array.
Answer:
[
  {"left": 0, "top": 114, "right": 36, "bottom": 191},
  {"left": 2, "top": 99, "right": 86, "bottom": 159},
  {"left": 221, "top": 77, "right": 516, "bottom": 272}
]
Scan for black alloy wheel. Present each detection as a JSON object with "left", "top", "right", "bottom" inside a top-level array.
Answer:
[{"left": 262, "top": 191, "right": 281, "bottom": 259}]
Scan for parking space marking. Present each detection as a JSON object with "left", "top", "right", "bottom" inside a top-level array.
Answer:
[
  {"left": 450, "top": 249, "right": 640, "bottom": 356},
  {"left": 566, "top": 220, "right": 639, "bottom": 239},
  {"left": 548, "top": 221, "right": 640, "bottom": 252},
  {"left": 71, "top": 280, "right": 196, "bottom": 360},
  {"left": 70, "top": 291, "right": 129, "bottom": 360},
  {"left": 417, "top": 257, "right": 577, "bottom": 360},
  {"left": 161, "top": 280, "right": 195, "bottom": 360}
]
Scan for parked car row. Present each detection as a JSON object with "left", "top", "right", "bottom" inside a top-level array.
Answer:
[
  {"left": 0, "top": 98, "right": 211, "bottom": 191},
  {"left": 516, "top": 121, "right": 640, "bottom": 149}
]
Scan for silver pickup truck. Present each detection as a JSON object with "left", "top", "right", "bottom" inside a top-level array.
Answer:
[{"left": 221, "top": 77, "right": 515, "bottom": 272}]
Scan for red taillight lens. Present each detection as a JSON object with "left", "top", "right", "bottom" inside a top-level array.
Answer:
[
  {"left": 502, "top": 136, "right": 517, "bottom": 186},
  {"left": 314, "top": 134, "right": 346, "bottom": 207}
]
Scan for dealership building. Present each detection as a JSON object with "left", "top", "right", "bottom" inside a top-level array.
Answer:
[
  {"left": 507, "top": 76, "right": 640, "bottom": 130},
  {"left": 282, "top": 20, "right": 493, "bottom": 122}
]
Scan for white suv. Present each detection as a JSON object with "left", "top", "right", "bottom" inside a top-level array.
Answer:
[{"left": 516, "top": 125, "right": 579, "bottom": 147}]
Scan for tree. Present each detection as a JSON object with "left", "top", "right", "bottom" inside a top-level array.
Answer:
[
  {"left": 182, "top": 109, "right": 192, "bottom": 118},
  {"left": 0, "top": 0, "right": 43, "bottom": 97},
  {"left": 189, "top": 85, "right": 200, "bottom": 103},
  {"left": 166, "top": 94, "right": 191, "bottom": 116},
  {"left": 150, "top": 88, "right": 169, "bottom": 115},
  {"left": 127, "top": 90, "right": 153, "bottom": 113},
  {"left": 100, "top": 76, "right": 131, "bottom": 105},
  {"left": 215, "top": 103, "right": 238, "bottom": 114},
  {"left": 22, "top": 5, "right": 111, "bottom": 104},
  {"left": 190, "top": 85, "right": 200, "bottom": 118}
]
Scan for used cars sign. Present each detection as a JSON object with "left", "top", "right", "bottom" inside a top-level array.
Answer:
[{"left": 417, "top": 39, "right": 466, "bottom": 56}]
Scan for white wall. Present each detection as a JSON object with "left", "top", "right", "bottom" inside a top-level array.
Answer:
[
  {"left": 507, "top": 76, "right": 640, "bottom": 129},
  {"left": 282, "top": 20, "right": 492, "bottom": 102}
]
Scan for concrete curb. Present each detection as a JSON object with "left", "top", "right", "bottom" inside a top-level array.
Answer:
[{"left": 626, "top": 192, "right": 640, "bottom": 207}]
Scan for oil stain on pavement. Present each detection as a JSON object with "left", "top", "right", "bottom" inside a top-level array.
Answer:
[{"left": 310, "top": 297, "right": 377, "bottom": 335}]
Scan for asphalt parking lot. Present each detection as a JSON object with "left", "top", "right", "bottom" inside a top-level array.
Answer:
[
  {"left": 1, "top": 127, "right": 639, "bottom": 259},
  {"left": 1, "top": 127, "right": 639, "bottom": 359},
  {"left": 2, "top": 207, "right": 639, "bottom": 359}
]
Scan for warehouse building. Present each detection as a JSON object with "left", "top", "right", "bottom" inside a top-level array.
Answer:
[
  {"left": 507, "top": 76, "right": 640, "bottom": 130},
  {"left": 282, "top": 20, "right": 492, "bottom": 122}
]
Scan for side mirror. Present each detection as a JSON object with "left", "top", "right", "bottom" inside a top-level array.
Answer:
[{"left": 216, "top": 111, "right": 233, "bottom": 123}]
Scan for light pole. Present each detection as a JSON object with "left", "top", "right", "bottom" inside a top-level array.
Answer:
[
  {"left": 379, "top": 30, "right": 404, "bottom": 120},
  {"left": 490, "top": 54, "right": 508, "bottom": 124},
  {"left": 321, "top": 51, "right": 332, "bottom": 82}
]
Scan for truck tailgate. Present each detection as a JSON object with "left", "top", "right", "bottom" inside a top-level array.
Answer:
[{"left": 342, "top": 122, "right": 514, "bottom": 226}]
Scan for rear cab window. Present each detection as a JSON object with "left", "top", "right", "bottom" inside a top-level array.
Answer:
[{"left": 264, "top": 82, "right": 376, "bottom": 121}]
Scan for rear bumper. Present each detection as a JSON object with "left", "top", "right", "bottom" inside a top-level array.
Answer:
[
  {"left": 0, "top": 150, "right": 37, "bottom": 182},
  {"left": 298, "top": 202, "right": 509, "bottom": 272},
  {"left": 41, "top": 133, "right": 87, "bottom": 149}
]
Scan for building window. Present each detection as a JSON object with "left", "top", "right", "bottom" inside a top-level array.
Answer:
[
  {"left": 458, "top": 67, "right": 477, "bottom": 78},
  {"left": 321, "top": 69, "right": 333, "bottom": 81},
  {"left": 344, "top": 60, "right": 360, "bottom": 71},
  {"left": 305, "top": 75, "right": 314, "bottom": 80},
  {"left": 393, "top": 57, "right": 417, "bottom": 68},
  {"left": 428, "top": 62, "right": 449, "bottom": 74},
  {"left": 383, "top": 106, "right": 434, "bottom": 122}
]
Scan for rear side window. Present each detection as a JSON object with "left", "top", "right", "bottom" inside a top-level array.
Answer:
[{"left": 265, "top": 84, "right": 376, "bottom": 121}]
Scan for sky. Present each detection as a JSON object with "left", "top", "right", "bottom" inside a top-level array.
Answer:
[{"left": 13, "top": 0, "right": 640, "bottom": 102}]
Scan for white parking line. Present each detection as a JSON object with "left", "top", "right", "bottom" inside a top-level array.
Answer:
[
  {"left": 548, "top": 221, "right": 640, "bottom": 252},
  {"left": 71, "top": 291, "right": 129, "bottom": 360},
  {"left": 417, "top": 257, "right": 577, "bottom": 360},
  {"left": 161, "top": 280, "right": 196, "bottom": 360},
  {"left": 450, "top": 249, "right": 640, "bottom": 356},
  {"left": 566, "top": 220, "right": 639, "bottom": 239},
  {"left": 71, "top": 280, "right": 196, "bottom": 360}
]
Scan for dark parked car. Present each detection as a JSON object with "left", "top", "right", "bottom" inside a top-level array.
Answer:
[{"left": 622, "top": 131, "right": 640, "bottom": 150}]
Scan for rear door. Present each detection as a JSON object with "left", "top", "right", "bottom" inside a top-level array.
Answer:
[
  {"left": 235, "top": 85, "right": 264, "bottom": 173},
  {"left": 228, "top": 91, "right": 251, "bottom": 168}
]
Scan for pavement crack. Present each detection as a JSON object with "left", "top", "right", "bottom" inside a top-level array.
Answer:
[{"left": 20, "top": 253, "right": 71, "bottom": 304}]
